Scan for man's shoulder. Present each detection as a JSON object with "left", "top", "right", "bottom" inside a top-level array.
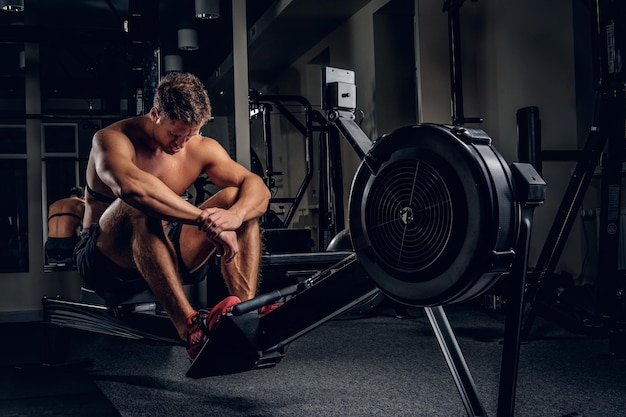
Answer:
[
  {"left": 96, "top": 117, "right": 142, "bottom": 139},
  {"left": 49, "top": 197, "right": 78, "bottom": 212},
  {"left": 195, "top": 133, "right": 217, "bottom": 143},
  {"left": 93, "top": 121, "right": 142, "bottom": 156},
  {"left": 185, "top": 134, "right": 218, "bottom": 154}
]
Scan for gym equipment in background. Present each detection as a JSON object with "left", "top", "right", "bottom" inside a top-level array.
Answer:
[
  {"left": 248, "top": 89, "right": 345, "bottom": 251},
  {"left": 519, "top": 0, "right": 626, "bottom": 354}
]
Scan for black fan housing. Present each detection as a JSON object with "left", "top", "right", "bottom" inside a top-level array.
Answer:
[{"left": 348, "top": 124, "right": 518, "bottom": 306}]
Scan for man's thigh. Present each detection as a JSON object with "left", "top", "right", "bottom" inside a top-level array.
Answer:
[
  {"left": 74, "top": 223, "right": 147, "bottom": 293},
  {"left": 96, "top": 199, "right": 158, "bottom": 269}
]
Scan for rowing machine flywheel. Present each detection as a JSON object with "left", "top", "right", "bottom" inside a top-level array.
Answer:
[{"left": 348, "top": 124, "right": 518, "bottom": 306}]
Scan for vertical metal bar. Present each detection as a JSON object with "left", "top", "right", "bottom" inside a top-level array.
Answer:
[
  {"left": 328, "top": 130, "right": 345, "bottom": 235},
  {"left": 447, "top": 3, "right": 465, "bottom": 125},
  {"left": 425, "top": 306, "right": 488, "bottom": 417},
  {"left": 262, "top": 104, "right": 275, "bottom": 189},
  {"left": 232, "top": 0, "right": 251, "bottom": 168},
  {"left": 498, "top": 163, "right": 545, "bottom": 416},
  {"left": 260, "top": 103, "right": 278, "bottom": 227},
  {"left": 497, "top": 211, "right": 532, "bottom": 417},
  {"left": 516, "top": 106, "right": 542, "bottom": 175},
  {"left": 25, "top": 38, "right": 43, "bottom": 273},
  {"left": 318, "top": 123, "right": 330, "bottom": 249}
]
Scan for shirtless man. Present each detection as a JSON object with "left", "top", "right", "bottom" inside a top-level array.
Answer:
[
  {"left": 74, "top": 72, "right": 270, "bottom": 360},
  {"left": 45, "top": 186, "right": 85, "bottom": 263}
]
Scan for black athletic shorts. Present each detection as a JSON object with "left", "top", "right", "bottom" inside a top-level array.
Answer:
[
  {"left": 74, "top": 223, "right": 209, "bottom": 294},
  {"left": 45, "top": 236, "right": 80, "bottom": 261}
]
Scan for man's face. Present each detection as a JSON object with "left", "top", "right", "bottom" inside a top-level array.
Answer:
[{"left": 151, "top": 108, "right": 201, "bottom": 154}]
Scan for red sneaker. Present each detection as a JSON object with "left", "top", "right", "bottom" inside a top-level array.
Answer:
[
  {"left": 186, "top": 309, "right": 210, "bottom": 360},
  {"left": 259, "top": 302, "right": 283, "bottom": 316},
  {"left": 185, "top": 295, "right": 241, "bottom": 360},
  {"left": 206, "top": 295, "right": 241, "bottom": 332}
]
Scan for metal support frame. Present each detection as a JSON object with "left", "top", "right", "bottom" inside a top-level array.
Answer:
[
  {"left": 442, "top": 0, "right": 482, "bottom": 126},
  {"left": 423, "top": 163, "right": 545, "bottom": 417},
  {"left": 319, "top": 116, "right": 346, "bottom": 248},
  {"left": 496, "top": 163, "right": 546, "bottom": 417},
  {"left": 425, "top": 306, "right": 488, "bottom": 416},
  {"left": 326, "top": 110, "right": 373, "bottom": 160}
]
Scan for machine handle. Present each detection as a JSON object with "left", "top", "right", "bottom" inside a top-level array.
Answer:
[{"left": 231, "top": 284, "right": 300, "bottom": 316}]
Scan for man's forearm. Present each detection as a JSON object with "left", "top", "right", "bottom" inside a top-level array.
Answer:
[
  {"left": 229, "top": 177, "right": 270, "bottom": 222},
  {"left": 116, "top": 173, "right": 203, "bottom": 224}
]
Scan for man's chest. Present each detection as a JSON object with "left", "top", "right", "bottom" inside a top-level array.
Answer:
[{"left": 136, "top": 153, "right": 201, "bottom": 194}]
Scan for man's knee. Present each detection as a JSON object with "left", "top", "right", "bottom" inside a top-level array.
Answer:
[{"left": 201, "top": 187, "right": 240, "bottom": 210}]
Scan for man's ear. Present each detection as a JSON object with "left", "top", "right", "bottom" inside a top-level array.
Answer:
[{"left": 149, "top": 107, "right": 159, "bottom": 122}]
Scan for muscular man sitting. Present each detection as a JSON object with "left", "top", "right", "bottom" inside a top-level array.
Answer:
[
  {"left": 74, "top": 72, "right": 270, "bottom": 360},
  {"left": 45, "top": 186, "right": 85, "bottom": 263}
]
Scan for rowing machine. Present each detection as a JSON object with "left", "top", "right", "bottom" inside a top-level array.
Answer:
[{"left": 186, "top": 84, "right": 546, "bottom": 417}]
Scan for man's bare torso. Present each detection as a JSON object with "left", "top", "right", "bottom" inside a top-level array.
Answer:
[
  {"left": 83, "top": 115, "right": 207, "bottom": 226},
  {"left": 48, "top": 197, "right": 84, "bottom": 238}
]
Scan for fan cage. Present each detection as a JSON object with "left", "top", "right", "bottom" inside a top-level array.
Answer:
[{"left": 364, "top": 158, "right": 457, "bottom": 273}]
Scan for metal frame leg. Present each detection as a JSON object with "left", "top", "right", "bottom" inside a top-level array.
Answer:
[{"left": 425, "top": 305, "right": 488, "bottom": 417}]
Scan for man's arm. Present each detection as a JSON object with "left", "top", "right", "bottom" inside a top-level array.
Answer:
[
  {"left": 92, "top": 129, "right": 203, "bottom": 224},
  {"left": 196, "top": 137, "right": 270, "bottom": 235}
]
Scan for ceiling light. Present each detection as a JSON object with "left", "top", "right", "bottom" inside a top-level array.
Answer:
[
  {"left": 1, "top": 0, "right": 24, "bottom": 12},
  {"left": 178, "top": 29, "right": 199, "bottom": 51},
  {"left": 164, "top": 55, "right": 183, "bottom": 73},
  {"left": 195, "top": 0, "right": 220, "bottom": 19}
]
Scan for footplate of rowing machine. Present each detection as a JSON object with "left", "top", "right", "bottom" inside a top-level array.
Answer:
[{"left": 186, "top": 312, "right": 285, "bottom": 378}]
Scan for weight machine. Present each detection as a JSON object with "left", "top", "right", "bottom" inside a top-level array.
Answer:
[{"left": 247, "top": 88, "right": 346, "bottom": 251}]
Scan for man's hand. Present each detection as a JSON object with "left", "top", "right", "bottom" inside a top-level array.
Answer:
[
  {"left": 196, "top": 207, "right": 242, "bottom": 263},
  {"left": 196, "top": 207, "right": 243, "bottom": 237},
  {"left": 209, "top": 230, "right": 239, "bottom": 263}
]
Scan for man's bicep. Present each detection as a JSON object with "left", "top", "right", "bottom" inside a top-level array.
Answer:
[
  {"left": 201, "top": 140, "right": 249, "bottom": 188},
  {"left": 205, "top": 156, "right": 251, "bottom": 189},
  {"left": 92, "top": 134, "right": 138, "bottom": 189}
]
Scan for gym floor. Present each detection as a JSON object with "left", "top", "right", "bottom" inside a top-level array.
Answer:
[{"left": 1, "top": 301, "right": 625, "bottom": 417}]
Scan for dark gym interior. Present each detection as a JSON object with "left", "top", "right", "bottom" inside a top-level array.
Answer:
[{"left": 1, "top": 1, "right": 626, "bottom": 416}]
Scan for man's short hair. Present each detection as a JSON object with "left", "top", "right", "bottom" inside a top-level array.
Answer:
[{"left": 153, "top": 72, "right": 212, "bottom": 126}]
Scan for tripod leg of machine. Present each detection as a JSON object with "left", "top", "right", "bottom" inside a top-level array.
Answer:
[
  {"left": 496, "top": 163, "right": 546, "bottom": 417},
  {"left": 425, "top": 306, "right": 488, "bottom": 417},
  {"left": 496, "top": 206, "right": 535, "bottom": 417}
]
